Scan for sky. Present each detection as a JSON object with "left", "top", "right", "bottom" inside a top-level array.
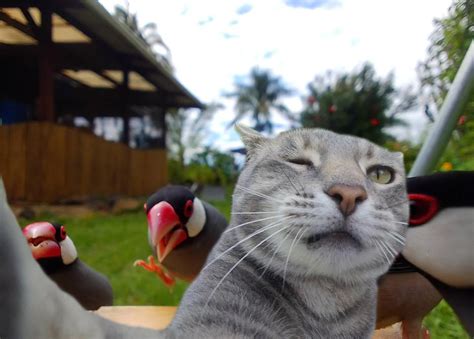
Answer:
[{"left": 99, "top": 0, "right": 452, "bottom": 152}]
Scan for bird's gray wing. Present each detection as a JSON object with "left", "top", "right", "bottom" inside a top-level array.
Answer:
[
  {"left": 50, "top": 260, "right": 114, "bottom": 310},
  {"left": 0, "top": 178, "right": 164, "bottom": 339}
]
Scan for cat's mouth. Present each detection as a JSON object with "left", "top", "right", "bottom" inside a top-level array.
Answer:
[{"left": 306, "top": 230, "right": 359, "bottom": 246}]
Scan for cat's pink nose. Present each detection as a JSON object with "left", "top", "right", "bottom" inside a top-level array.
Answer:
[{"left": 327, "top": 184, "right": 368, "bottom": 216}]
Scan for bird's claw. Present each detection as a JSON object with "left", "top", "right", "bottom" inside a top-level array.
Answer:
[{"left": 134, "top": 255, "right": 175, "bottom": 287}]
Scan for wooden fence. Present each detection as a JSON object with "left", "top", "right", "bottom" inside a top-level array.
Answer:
[{"left": 0, "top": 122, "right": 168, "bottom": 202}]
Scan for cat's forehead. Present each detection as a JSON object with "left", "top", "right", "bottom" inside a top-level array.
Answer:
[{"left": 273, "top": 128, "right": 391, "bottom": 160}]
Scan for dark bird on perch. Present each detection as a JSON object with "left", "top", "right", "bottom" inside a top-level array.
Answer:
[
  {"left": 22, "top": 221, "right": 113, "bottom": 310},
  {"left": 134, "top": 185, "right": 228, "bottom": 287},
  {"left": 380, "top": 171, "right": 474, "bottom": 338}
]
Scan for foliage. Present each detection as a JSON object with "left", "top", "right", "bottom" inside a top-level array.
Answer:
[
  {"left": 166, "top": 103, "right": 222, "bottom": 167},
  {"left": 226, "top": 68, "right": 294, "bottom": 133},
  {"left": 300, "top": 63, "right": 416, "bottom": 144},
  {"left": 190, "top": 147, "right": 239, "bottom": 186},
  {"left": 437, "top": 120, "right": 474, "bottom": 170},
  {"left": 424, "top": 301, "right": 469, "bottom": 339},
  {"left": 384, "top": 140, "right": 421, "bottom": 173},
  {"left": 418, "top": 0, "right": 474, "bottom": 171},
  {"left": 113, "top": 4, "right": 173, "bottom": 71},
  {"left": 417, "top": 0, "right": 473, "bottom": 108},
  {"left": 168, "top": 148, "right": 238, "bottom": 187}
]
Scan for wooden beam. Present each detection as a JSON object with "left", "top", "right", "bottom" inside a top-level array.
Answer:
[
  {"left": 37, "top": 6, "right": 55, "bottom": 122},
  {"left": 0, "top": 11, "right": 36, "bottom": 39},
  {"left": 121, "top": 70, "right": 130, "bottom": 145},
  {"left": 20, "top": 7, "right": 39, "bottom": 38},
  {"left": 0, "top": 0, "right": 79, "bottom": 7}
]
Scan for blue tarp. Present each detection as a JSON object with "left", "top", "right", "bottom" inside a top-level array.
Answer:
[{"left": 0, "top": 100, "right": 30, "bottom": 125}]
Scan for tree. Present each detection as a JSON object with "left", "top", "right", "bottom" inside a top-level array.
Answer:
[
  {"left": 226, "top": 68, "right": 294, "bottom": 133},
  {"left": 166, "top": 103, "right": 223, "bottom": 167},
  {"left": 418, "top": 0, "right": 474, "bottom": 171},
  {"left": 300, "top": 63, "right": 416, "bottom": 144},
  {"left": 417, "top": 0, "right": 473, "bottom": 109},
  {"left": 113, "top": 4, "right": 173, "bottom": 72}
]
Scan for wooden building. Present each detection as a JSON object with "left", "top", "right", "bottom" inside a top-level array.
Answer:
[{"left": 0, "top": 0, "right": 203, "bottom": 202}]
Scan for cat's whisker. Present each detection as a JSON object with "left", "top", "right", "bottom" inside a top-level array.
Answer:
[
  {"left": 282, "top": 226, "right": 308, "bottom": 292},
  {"left": 375, "top": 240, "right": 391, "bottom": 265},
  {"left": 231, "top": 211, "right": 282, "bottom": 215},
  {"left": 386, "top": 231, "right": 405, "bottom": 246},
  {"left": 388, "top": 230, "right": 406, "bottom": 242},
  {"left": 235, "top": 185, "right": 281, "bottom": 203},
  {"left": 224, "top": 215, "right": 289, "bottom": 233},
  {"left": 393, "top": 221, "right": 408, "bottom": 225},
  {"left": 259, "top": 228, "right": 296, "bottom": 279},
  {"left": 379, "top": 240, "right": 397, "bottom": 257},
  {"left": 205, "top": 225, "right": 292, "bottom": 307},
  {"left": 203, "top": 217, "right": 294, "bottom": 271}
]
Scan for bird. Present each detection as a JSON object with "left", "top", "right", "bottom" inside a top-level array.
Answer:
[
  {"left": 379, "top": 171, "right": 474, "bottom": 338},
  {"left": 134, "top": 185, "right": 228, "bottom": 287},
  {"left": 22, "top": 221, "right": 114, "bottom": 310}
]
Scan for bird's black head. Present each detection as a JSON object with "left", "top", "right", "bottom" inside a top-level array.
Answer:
[
  {"left": 145, "top": 185, "right": 206, "bottom": 262},
  {"left": 407, "top": 171, "right": 474, "bottom": 226},
  {"left": 146, "top": 185, "right": 196, "bottom": 225},
  {"left": 22, "top": 221, "right": 78, "bottom": 273}
]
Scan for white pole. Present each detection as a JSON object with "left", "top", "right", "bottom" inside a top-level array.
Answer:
[{"left": 409, "top": 41, "right": 474, "bottom": 177}]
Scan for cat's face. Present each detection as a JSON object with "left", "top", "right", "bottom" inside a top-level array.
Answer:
[{"left": 232, "top": 125, "right": 408, "bottom": 282}]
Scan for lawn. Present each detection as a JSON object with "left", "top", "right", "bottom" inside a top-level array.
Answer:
[{"left": 19, "top": 197, "right": 467, "bottom": 338}]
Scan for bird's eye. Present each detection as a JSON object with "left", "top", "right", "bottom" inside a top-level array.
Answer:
[
  {"left": 367, "top": 165, "right": 394, "bottom": 184},
  {"left": 184, "top": 200, "right": 193, "bottom": 218},
  {"left": 288, "top": 158, "right": 312, "bottom": 166},
  {"left": 60, "top": 226, "right": 67, "bottom": 240},
  {"left": 408, "top": 194, "right": 439, "bottom": 226}
]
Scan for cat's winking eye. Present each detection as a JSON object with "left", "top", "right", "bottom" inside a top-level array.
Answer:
[
  {"left": 367, "top": 165, "right": 394, "bottom": 184},
  {"left": 288, "top": 158, "right": 313, "bottom": 166}
]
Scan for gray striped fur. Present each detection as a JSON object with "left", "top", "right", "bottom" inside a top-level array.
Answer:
[{"left": 166, "top": 126, "right": 409, "bottom": 338}]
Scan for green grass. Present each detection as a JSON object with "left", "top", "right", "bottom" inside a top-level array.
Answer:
[{"left": 19, "top": 197, "right": 468, "bottom": 338}]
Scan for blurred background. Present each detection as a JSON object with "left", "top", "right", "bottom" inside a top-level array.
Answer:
[{"left": 0, "top": 0, "right": 472, "bottom": 337}]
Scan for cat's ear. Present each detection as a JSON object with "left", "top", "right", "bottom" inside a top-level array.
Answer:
[
  {"left": 235, "top": 124, "right": 267, "bottom": 158},
  {"left": 393, "top": 152, "right": 404, "bottom": 160}
]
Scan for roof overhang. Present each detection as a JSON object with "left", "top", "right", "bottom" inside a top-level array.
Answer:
[{"left": 0, "top": 0, "right": 204, "bottom": 113}]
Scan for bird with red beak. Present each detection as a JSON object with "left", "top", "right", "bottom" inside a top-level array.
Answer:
[
  {"left": 135, "top": 186, "right": 228, "bottom": 287},
  {"left": 379, "top": 171, "right": 474, "bottom": 338},
  {"left": 22, "top": 221, "right": 113, "bottom": 310},
  {"left": 23, "top": 222, "right": 78, "bottom": 272}
]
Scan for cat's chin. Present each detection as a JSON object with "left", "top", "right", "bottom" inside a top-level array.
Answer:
[{"left": 305, "top": 230, "right": 362, "bottom": 251}]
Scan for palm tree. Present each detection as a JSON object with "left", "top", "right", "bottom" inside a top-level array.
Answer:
[
  {"left": 226, "top": 68, "right": 294, "bottom": 133},
  {"left": 113, "top": 4, "right": 173, "bottom": 72}
]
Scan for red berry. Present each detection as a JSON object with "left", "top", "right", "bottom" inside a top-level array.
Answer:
[{"left": 370, "top": 118, "right": 380, "bottom": 126}]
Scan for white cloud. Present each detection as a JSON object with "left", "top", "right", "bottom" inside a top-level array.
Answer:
[{"left": 100, "top": 0, "right": 452, "bottom": 150}]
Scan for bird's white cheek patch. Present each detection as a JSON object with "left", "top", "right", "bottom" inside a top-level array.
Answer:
[
  {"left": 60, "top": 236, "right": 78, "bottom": 265},
  {"left": 187, "top": 198, "right": 206, "bottom": 237}
]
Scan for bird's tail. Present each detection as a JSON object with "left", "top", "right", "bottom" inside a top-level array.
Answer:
[{"left": 0, "top": 177, "right": 166, "bottom": 338}]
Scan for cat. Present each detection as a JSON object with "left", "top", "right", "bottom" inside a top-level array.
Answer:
[{"left": 0, "top": 125, "right": 408, "bottom": 338}]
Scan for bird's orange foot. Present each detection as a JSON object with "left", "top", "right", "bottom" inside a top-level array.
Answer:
[{"left": 134, "top": 255, "right": 175, "bottom": 287}]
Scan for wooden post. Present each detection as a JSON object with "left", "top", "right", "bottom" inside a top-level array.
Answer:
[
  {"left": 37, "top": 6, "right": 55, "bottom": 122},
  {"left": 159, "top": 108, "right": 167, "bottom": 149},
  {"left": 121, "top": 70, "right": 130, "bottom": 145}
]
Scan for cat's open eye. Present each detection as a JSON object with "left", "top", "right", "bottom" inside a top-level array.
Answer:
[
  {"left": 288, "top": 158, "right": 313, "bottom": 166},
  {"left": 367, "top": 165, "right": 394, "bottom": 184}
]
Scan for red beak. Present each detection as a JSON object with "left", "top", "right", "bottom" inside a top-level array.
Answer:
[
  {"left": 147, "top": 201, "right": 188, "bottom": 262},
  {"left": 22, "top": 222, "right": 61, "bottom": 259}
]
